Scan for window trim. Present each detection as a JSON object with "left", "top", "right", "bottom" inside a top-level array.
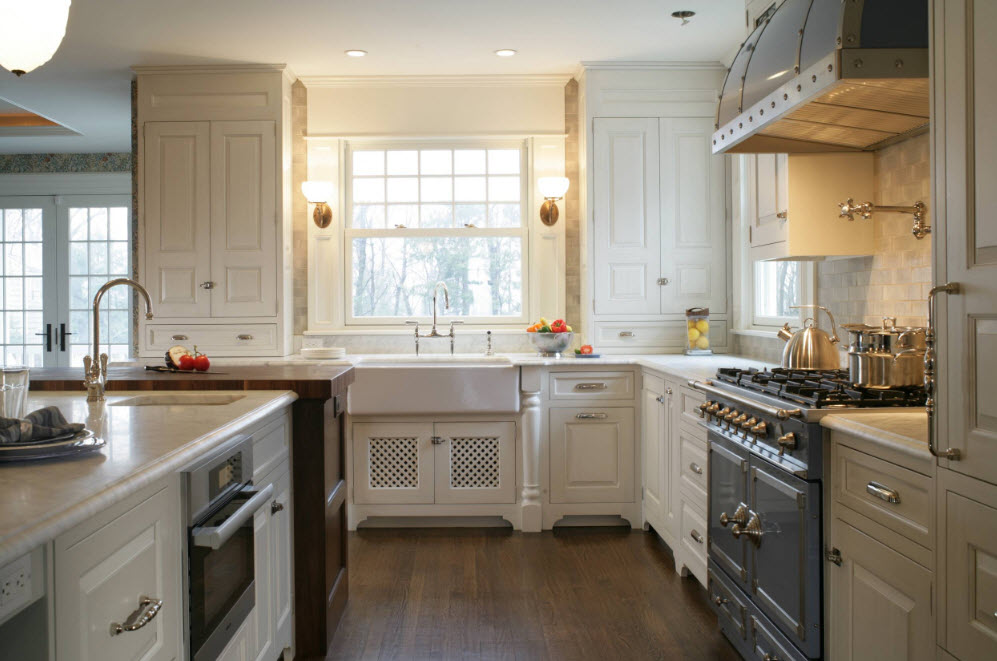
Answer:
[{"left": 342, "top": 139, "right": 531, "bottom": 326}]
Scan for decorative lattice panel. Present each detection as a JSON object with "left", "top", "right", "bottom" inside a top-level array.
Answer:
[
  {"left": 368, "top": 437, "right": 419, "bottom": 489},
  {"left": 449, "top": 437, "right": 501, "bottom": 489}
]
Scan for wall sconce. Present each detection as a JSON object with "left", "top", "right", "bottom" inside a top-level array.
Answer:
[
  {"left": 302, "top": 181, "right": 334, "bottom": 228},
  {"left": 538, "top": 177, "right": 570, "bottom": 226},
  {"left": 838, "top": 198, "right": 930, "bottom": 239}
]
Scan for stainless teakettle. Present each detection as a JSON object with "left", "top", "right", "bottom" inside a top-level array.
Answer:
[{"left": 777, "top": 305, "right": 841, "bottom": 370}]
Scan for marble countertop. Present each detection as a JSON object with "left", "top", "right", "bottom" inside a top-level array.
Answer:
[
  {"left": 820, "top": 410, "right": 930, "bottom": 460},
  {"left": 0, "top": 389, "right": 297, "bottom": 566}
]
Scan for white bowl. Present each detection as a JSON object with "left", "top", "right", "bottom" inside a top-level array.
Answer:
[{"left": 529, "top": 332, "right": 573, "bottom": 357}]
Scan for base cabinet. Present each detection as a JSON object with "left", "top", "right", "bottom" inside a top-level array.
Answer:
[
  {"left": 549, "top": 407, "right": 635, "bottom": 504},
  {"left": 641, "top": 377, "right": 668, "bottom": 537},
  {"left": 54, "top": 479, "right": 182, "bottom": 661}
]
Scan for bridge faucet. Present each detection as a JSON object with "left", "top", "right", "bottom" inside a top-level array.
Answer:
[{"left": 84, "top": 278, "right": 154, "bottom": 402}]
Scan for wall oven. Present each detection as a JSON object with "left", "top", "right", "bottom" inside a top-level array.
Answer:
[{"left": 184, "top": 435, "right": 272, "bottom": 661}]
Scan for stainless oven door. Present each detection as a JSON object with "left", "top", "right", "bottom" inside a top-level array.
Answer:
[
  {"left": 188, "top": 483, "right": 273, "bottom": 661},
  {"left": 748, "top": 457, "right": 822, "bottom": 659}
]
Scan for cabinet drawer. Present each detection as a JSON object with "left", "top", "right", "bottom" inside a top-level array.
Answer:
[
  {"left": 709, "top": 563, "right": 748, "bottom": 641},
  {"left": 144, "top": 323, "right": 279, "bottom": 355},
  {"left": 678, "top": 500, "right": 707, "bottom": 584},
  {"left": 678, "top": 385, "right": 706, "bottom": 429},
  {"left": 833, "top": 444, "right": 933, "bottom": 549},
  {"left": 593, "top": 319, "right": 728, "bottom": 349},
  {"left": 678, "top": 428, "right": 708, "bottom": 504},
  {"left": 252, "top": 413, "right": 290, "bottom": 485},
  {"left": 549, "top": 371, "right": 635, "bottom": 400}
]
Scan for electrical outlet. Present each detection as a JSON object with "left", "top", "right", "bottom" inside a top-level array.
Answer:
[{"left": 0, "top": 554, "right": 32, "bottom": 618}]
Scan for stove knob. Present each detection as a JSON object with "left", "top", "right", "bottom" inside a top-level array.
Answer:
[
  {"left": 723, "top": 409, "right": 738, "bottom": 422},
  {"left": 777, "top": 432, "right": 797, "bottom": 456},
  {"left": 699, "top": 401, "right": 712, "bottom": 418},
  {"left": 707, "top": 403, "right": 721, "bottom": 415},
  {"left": 751, "top": 421, "right": 768, "bottom": 437},
  {"left": 733, "top": 413, "right": 748, "bottom": 427},
  {"left": 740, "top": 417, "right": 757, "bottom": 440}
]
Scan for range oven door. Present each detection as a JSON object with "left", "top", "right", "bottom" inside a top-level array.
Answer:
[
  {"left": 749, "top": 457, "right": 822, "bottom": 659},
  {"left": 188, "top": 483, "right": 273, "bottom": 661},
  {"left": 708, "top": 433, "right": 750, "bottom": 588}
]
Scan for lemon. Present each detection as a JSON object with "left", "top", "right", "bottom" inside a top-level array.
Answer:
[
  {"left": 696, "top": 319, "right": 709, "bottom": 333},
  {"left": 695, "top": 335, "right": 710, "bottom": 350},
  {"left": 687, "top": 319, "right": 696, "bottom": 329},
  {"left": 687, "top": 328, "right": 701, "bottom": 342}
]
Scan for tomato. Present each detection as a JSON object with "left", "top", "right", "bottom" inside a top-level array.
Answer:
[
  {"left": 177, "top": 354, "right": 196, "bottom": 370},
  {"left": 580, "top": 345, "right": 594, "bottom": 355},
  {"left": 193, "top": 354, "right": 211, "bottom": 372}
]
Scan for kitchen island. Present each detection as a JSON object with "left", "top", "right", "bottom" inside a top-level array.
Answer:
[{"left": 29, "top": 364, "right": 355, "bottom": 659}]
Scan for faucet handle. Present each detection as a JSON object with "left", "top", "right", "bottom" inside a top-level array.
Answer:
[
  {"left": 83, "top": 354, "right": 93, "bottom": 377},
  {"left": 99, "top": 353, "right": 109, "bottom": 376}
]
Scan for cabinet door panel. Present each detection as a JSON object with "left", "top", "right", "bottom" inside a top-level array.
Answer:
[
  {"left": 270, "top": 467, "right": 292, "bottom": 653},
  {"left": 549, "top": 407, "right": 635, "bottom": 504},
  {"left": 434, "top": 422, "right": 516, "bottom": 504},
  {"left": 251, "top": 496, "right": 273, "bottom": 661},
  {"left": 642, "top": 386, "right": 666, "bottom": 533},
  {"left": 659, "top": 117, "right": 727, "bottom": 314},
  {"left": 210, "top": 121, "right": 277, "bottom": 318},
  {"left": 944, "top": 488, "right": 997, "bottom": 660},
  {"left": 592, "top": 118, "right": 660, "bottom": 315},
  {"left": 352, "top": 422, "right": 435, "bottom": 504},
  {"left": 55, "top": 483, "right": 181, "bottom": 661},
  {"left": 830, "top": 517, "right": 933, "bottom": 661},
  {"left": 747, "top": 153, "right": 788, "bottom": 248},
  {"left": 144, "top": 121, "right": 211, "bottom": 317}
]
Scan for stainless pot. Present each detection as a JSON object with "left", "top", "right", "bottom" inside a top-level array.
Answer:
[
  {"left": 841, "top": 317, "right": 927, "bottom": 388},
  {"left": 777, "top": 305, "right": 841, "bottom": 370}
]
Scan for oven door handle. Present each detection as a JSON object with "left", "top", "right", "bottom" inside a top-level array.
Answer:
[{"left": 191, "top": 483, "right": 274, "bottom": 550}]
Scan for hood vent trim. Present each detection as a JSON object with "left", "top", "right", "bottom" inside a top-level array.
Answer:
[{"left": 713, "top": 0, "right": 929, "bottom": 154}]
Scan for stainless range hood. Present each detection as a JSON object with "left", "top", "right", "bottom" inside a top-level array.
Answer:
[{"left": 713, "top": 0, "right": 929, "bottom": 154}]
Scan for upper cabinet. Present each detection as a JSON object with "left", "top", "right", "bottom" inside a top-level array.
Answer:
[
  {"left": 135, "top": 66, "right": 294, "bottom": 357},
  {"left": 740, "top": 152, "right": 875, "bottom": 261},
  {"left": 582, "top": 66, "right": 728, "bottom": 352}
]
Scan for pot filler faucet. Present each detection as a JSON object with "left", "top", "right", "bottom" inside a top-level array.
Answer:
[
  {"left": 405, "top": 281, "right": 463, "bottom": 355},
  {"left": 84, "top": 278, "right": 155, "bottom": 402}
]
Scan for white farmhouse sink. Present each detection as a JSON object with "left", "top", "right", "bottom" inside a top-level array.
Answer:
[{"left": 348, "top": 357, "right": 519, "bottom": 415}]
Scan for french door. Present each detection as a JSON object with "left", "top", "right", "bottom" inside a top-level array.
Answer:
[{"left": 0, "top": 194, "right": 132, "bottom": 368}]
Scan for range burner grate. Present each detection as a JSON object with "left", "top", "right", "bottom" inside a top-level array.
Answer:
[{"left": 714, "top": 367, "right": 927, "bottom": 409}]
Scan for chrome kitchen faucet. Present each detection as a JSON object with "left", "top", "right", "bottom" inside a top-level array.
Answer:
[
  {"left": 84, "top": 278, "right": 155, "bottom": 402},
  {"left": 405, "top": 281, "right": 462, "bottom": 355}
]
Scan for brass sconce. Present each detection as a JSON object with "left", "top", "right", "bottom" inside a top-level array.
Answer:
[
  {"left": 302, "top": 181, "right": 334, "bottom": 228},
  {"left": 538, "top": 177, "right": 569, "bottom": 226}
]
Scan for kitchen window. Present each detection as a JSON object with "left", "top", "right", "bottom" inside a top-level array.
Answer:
[
  {"left": 344, "top": 142, "right": 528, "bottom": 325},
  {"left": 751, "top": 260, "right": 802, "bottom": 327},
  {"left": 0, "top": 194, "right": 132, "bottom": 367}
]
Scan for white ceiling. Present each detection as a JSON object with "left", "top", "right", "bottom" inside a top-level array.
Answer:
[{"left": 0, "top": 0, "right": 744, "bottom": 154}]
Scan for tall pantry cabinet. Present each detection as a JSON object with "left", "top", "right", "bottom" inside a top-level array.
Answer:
[
  {"left": 578, "top": 66, "right": 729, "bottom": 353},
  {"left": 135, "top": 65, "right": 295, "bottom": 357}
]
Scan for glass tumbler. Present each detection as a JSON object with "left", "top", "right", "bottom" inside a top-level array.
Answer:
[{"left": 1, "top": 367, "right": 30, "bottom": 420}]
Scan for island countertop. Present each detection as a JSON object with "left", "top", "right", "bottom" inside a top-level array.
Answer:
[{"left": 0, "top": 389, "right": 297, "bottom": 566}]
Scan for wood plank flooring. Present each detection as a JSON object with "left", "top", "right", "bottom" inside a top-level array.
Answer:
[{"left": 324, "top": 528, "right": 740, "bottom": 661}]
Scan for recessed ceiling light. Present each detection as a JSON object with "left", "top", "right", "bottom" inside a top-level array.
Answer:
[
  {"left": 345, "top": 50, "right": 367, "bottom": 57},
  {"left": 671, "top": 10, "right": 695, "bottom": 25},
  {"left": 494, "top": 49, "right": 517, "bottom": 57}
]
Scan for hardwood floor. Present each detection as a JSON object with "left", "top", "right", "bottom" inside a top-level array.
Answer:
[{"left": 324, "top": 527, "right": 740, "bottom": 661}]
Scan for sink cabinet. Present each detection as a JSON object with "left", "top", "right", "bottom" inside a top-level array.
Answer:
[
  {"left": 352, "top": 421, "right": 516, "bottom": 506},
  {"left": 549, "top": 407, "right": 635, "bottom": 504}
]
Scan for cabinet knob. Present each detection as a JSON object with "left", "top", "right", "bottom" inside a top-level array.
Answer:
[
  {"left": 776, "top": 210, "right": 788, "bottom": 219},
  {"left": 689, "top": 529, "right": 704, "bottom": 544},
  {"left": 689, "top": 462, "right": 703, "bottom": 475},
  {"left": 657, "top": 277, "right": 670, "bottom": 286},
  {"left": 200, "top": 281, "right": 215, "bottom": 289},
  {"left": 271, "top": 500, "right": 285, "bottom": 515},
  {"left": 665, "top": 387, "right": 673, "bottom": 395}
]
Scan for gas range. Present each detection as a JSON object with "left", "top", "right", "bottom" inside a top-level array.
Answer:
[{"left": 694, "top": 368, "right": 927, "bottom": 660}]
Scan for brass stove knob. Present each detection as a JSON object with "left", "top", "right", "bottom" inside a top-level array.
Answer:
[
  {"left": 724, "top": 409, "right": 739, "bottom": 422},
  {"left": 707, "top": 403, "right": 721, "bottom": 415},
  {"left": 733, "top": 413, "right": 748, "bottom": 426},
  {"left": 740, "top": 417, "right": 757, "bottom": 440},
  {"left": 750, "top": 421, "right": 768, "bottom": 436},
  {"left": 699, "top": 401, "right": 712, "bottom": 418},
  {"left": 777, "top": 432, "right": 797, "bottom": 456}
]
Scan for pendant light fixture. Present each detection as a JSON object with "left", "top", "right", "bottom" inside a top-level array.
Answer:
[{"left": 0, "top": 0, "right": 72, "bottom": 77}]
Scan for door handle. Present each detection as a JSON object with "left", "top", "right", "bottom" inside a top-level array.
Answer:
[
  {"left": 866, "top": 481, "right": 900, "bottom": 504},
  {"left": 191, "top": 483, "right": 274, "bottom": 549},
  {"left": 59, "top": 323, "right": 72, "bottom": 352},
  {"left": 35, "top": 323, "right": 52, "bottom": 352},
  {"left": 731, "top": 511, "right": 763, "bottom": 545},
  {"left": 109, "top": 596, "right": 163, "bottom": 636},
  {"left": 575, "top": 413, "right": 608, "bottom": 420}
]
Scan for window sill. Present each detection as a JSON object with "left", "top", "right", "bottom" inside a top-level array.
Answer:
[{"left": 730, "top": 328, "right": 782, "bottom": 339}]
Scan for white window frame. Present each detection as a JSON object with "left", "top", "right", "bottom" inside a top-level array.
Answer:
[{"left": 342, "top": 139, "right": 531, "bottom": 327}]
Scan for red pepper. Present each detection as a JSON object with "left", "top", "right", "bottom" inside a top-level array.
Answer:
[{"left": 551, "top": 319, "right": 567, "bottom": 333}]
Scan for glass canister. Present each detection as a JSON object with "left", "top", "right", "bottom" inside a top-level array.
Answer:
[{"left": 685, "top": 308, "right": 712, "bottom": 355}]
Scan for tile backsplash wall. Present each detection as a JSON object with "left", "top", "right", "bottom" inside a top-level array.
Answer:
[{"left": 733, "top": 132, "right": 932, "bottom": 362}]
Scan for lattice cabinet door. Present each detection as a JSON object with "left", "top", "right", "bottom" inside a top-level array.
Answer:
[
  {"left": 433, "top": 422, "right": 516, "bottom": 505},
  {"left": 353, "top": 422, "right": 435, "bottom": 504}
]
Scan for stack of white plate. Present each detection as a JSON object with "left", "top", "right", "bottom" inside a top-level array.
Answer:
[{"left": 301, "top": 347, "right": 347, "bottom": 360}]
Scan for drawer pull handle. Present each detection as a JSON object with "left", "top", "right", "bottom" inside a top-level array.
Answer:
[
  {"left": 171, "top": 334, "right": 188, "bottom": 341},
  {"left": 575, "top": 383, "right": 607, "bottom": 391},
  {"left": 110, "top": 596, "right": 163, "bottom": 636},
  {"left": 763, "top": 655, "right": 779, "bottom": 661},
  {"left": 618, "top": 331, "right": 636, "bottom": 338},
  {"left": 575, "top": 413, "right": 608, "bottom": 420},
  {"left": 237, "top": 334, "right": 254, "bottom": 341},
  {"left": 689, "top": 462, "right": 703, "bottom": 475},
  {"left": 712, "top": 594, "right": 728, "bottom": 606},
  {"left": 866, "top": 481, "right": 900, "bottom": 504},
  {"left": 690, "top": 529, "right": 704, "bottom": 544}
]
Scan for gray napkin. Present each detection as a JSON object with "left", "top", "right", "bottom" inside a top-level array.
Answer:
[{"left": 0, "top": 406, "right": 86, "bottom": 445}]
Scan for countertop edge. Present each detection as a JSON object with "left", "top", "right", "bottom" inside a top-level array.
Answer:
[
  {"left": 0, "top": 390, "right": 298, "bottom": 567},
  {"left": 820, "top": 413, "right": 931, "bottom": 462}
]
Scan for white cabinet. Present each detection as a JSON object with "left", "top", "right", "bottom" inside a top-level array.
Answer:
[
  {"left": 136, "top": 67, "right": 293, "bottom": 357},
  {"left": 215, "top": 616, "right": 253, "bottom": 661},
  {"left": 54, "top": 478, "right": 182, "bottom": 661},
  {"left": 549, "top": 407, "right": 635, "bottom": 504},
  {"left": 641, "top": 375, "right": 668, "bottom": 537},
  {"left": 740, "top": 152, "right": 875, "bottom": 261},
  {"left": 828, "top": 515, "right": 934, "bottom": 661},
  {"left": 251, "top": 483, "right": 274, "bottom": 661},
  {"left": 251, "top": 459, "right": 292, "bottom": 661},
  {"left": 352, "top": 421, "right": 516, "bottom": 506}
]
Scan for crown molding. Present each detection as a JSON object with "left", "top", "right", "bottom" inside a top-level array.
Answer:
[
  {"left": 131, "top": 63, "right": 294, "bottom": 79},
  {"left": 298, "top": 73, "right": 574, "bottom": 89},
  {"left": 579, "top": 60, "right": 726, "bottom": 71}
]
